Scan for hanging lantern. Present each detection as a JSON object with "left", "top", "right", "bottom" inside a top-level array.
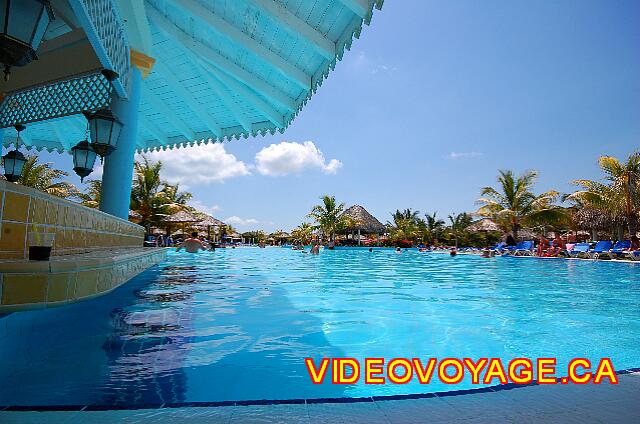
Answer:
[
  {"left": 2, "top": 124, "right": 27, "bottom": 182},
  {"left": 0, "top": 0, "right": 55, "bottom": 81},
  {"left": 84, "top": 108, "right": 123, "bottom": 159},
  {"left": 71, "top": 140, "right": 97, "bottom": 182}
]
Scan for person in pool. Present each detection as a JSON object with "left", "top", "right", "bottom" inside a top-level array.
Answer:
[
  {"left": 310, "top": 242, "right": 320, "bottom": 255},
  {"left": 176, "top": 232, "right": 209, "bottom": 253}
]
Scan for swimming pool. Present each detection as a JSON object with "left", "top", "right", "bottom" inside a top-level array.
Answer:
[{"left": 1, "top": 248, "right": 639, "bottom": 407}]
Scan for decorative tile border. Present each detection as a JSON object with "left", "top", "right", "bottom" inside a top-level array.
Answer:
[
  {"left": 1, "top": 368, "right": 636, "bottom": 412},
  {"left": 0, "top": 248, "right": 166, "bottom": 312},
  {"left": 0, "top": 180, "right": 143, "bottom": 259}
]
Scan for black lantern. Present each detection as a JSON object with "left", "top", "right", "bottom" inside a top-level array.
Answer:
[
  {"left": 0, "top": 0, "right": 55, "bottom": 81},
  {"left": 84, "top": 108, "right": 123, "bottom": 159},
  {"left": 2, "top": 124, "right": 27, "bottom": 182},
  {"left": 71, "top": 140, "right": 97, "bottom": 182}
]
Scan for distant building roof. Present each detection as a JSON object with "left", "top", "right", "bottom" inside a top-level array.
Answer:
[{"left": 341, "top": 204, "right": 386, "bottom": 233}]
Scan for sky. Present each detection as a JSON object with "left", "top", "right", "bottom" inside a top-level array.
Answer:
[{"left": 34, "top": 0, "right": 640, "bottom": 233}]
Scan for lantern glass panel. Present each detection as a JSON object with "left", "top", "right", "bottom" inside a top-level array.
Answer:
[
  {"left": 2, "top": 150, "right": 26, "bottom": 182},
  {"left": 110, "top": 120, "right": 123, "bottom": 146},
  {"left": 5, "top": 1, "right": 47, "bottom": 46}
]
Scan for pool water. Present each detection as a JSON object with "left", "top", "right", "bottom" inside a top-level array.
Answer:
[{"left": 1, "top": 248, "right": 639, "bottom": 406}]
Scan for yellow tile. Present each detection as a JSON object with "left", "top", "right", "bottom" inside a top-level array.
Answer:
[
  {"left": 0, "top": 222, "right": 27, "bottom": 253},
  {"left": 75, "top": 270, "right": 97, "bottom": 298},
  {"left": 2, "top": 274, "right": 48, "bottom": 305},
  {"left": 57, "top": 205, "right": 66, "bottom": 226},
  {"left": 47, "top": 274, "right": 69, "bottom": 302},
  {"left": 3, "top": 192, "right": 30, "bottom": 222},
  {"left": 46, "top": 202, "right": 59, "bottom": 225}
]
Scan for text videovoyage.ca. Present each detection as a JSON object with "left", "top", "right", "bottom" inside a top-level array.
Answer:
[{"left": 305, "top": 357, "right": 618, "bottom": 385}]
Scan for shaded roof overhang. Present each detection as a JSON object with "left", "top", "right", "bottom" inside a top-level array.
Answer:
[{"left": 2, "top": 0, "right": 384, "bottom": 154}]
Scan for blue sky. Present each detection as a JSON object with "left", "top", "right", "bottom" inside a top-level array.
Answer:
[{"left": 37, "top": 0, "right": 640, "bottom": 232}]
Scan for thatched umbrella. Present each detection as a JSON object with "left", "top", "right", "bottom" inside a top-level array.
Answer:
[
  {"left": 162, "top": 210, "right": 200, "bottom": 237},
  {"left": 340, "top": 204, "right": 386, "bottom": 245},
  {"left": 271, "top": 230, "right": 291, "bottom": 244},
  {"left": 575, "top": 208, "right": 627, "bottom": 240},
  {"left": 466, "top": 218, "right": 500, "bottom": 233},
  {"left": 193, "top": 213, "right": 226, "bottom": 242}
]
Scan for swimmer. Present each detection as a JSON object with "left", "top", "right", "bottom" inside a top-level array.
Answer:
[
  {"left": 369, "top": 248, "right": 373, "bottom": 252},
  {"left": 395, "top": 247, "right": 402, "bottom": 253},
  {"left": 176, "top": 232, "right": 209, "bottom": 253},
  {"left": 450, "top": 248, "right": 457, "bottom": 257},
  {"left": 310, "top": 242, "right": 320, "bottom": 255}
]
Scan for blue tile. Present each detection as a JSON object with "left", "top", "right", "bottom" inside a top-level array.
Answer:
[
  {"left": 5, "top": 405, "right": 84, "bottom": 411},
  {"left": 434, "top": 387, "right": 494, "bottom": 397},
  {"left": 372, "top": 392, "right": 436, "bottom": 401},
  {"left": 306, "top": 396, "right": 373, "bottom": 404}
]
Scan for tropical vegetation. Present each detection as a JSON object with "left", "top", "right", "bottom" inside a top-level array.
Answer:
[
  {"left": 4, "top": 155, "right": 80, "bottom": 199},
  {"left": 476, "top": 170, "right": 567, "bottom": 238},
  {"left": 568, "top": 152, "right": 640, "bottom": 237},
  {"left": 307, "top": 195, "right": 349, "bottom": 241}
]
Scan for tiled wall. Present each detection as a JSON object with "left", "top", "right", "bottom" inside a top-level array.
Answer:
[
  {"left": 0, "top": 180, "right": 143, "bottom": 259},
  {"left": 0, "top": 248, "right": 166, "bottom": 312}
]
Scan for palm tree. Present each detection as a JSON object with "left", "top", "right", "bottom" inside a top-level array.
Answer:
[
  {"left": 291, "top": 222, "right": 314, "bottom": 245},
  {"left": 130, "top": 157, "right": 164, "bottom": 230},
  {"left": 11, "top": 155, "right": 79, "bottom": 199},
  {"left": 307, "top": 195, "right": 347, "bottom": 241},
  {"left": 159, "top": 183, "right": 192, "bottom": 214},
  {"left": 130, "top": 157, "right": 191, "bottom": 231},
  {"left": 476, "top": 170, "right": 565, "bottom": 239},
  {"left": 447, "top": 212, "right": 473, "bottom": 248},
  {"left": 78, "top": 179, "right": 101, "bottom": 209},
  {"left": 569, "top": 152, "right": 640, "bottom": 236},
  {"left": 387, "top": 208, "right": 421, "bottom": 243},
  {"left": 424, "top": 212, "right": 445, "bottom": 244}
]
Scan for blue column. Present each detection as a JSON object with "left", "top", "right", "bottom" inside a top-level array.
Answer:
[{"left": 99, "top": 67, "right": 142, "bottom": 219}]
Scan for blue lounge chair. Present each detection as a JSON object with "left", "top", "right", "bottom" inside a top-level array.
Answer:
[
  {"left": 605, "top": 240, "right": 631, "bottom": 259},
  {"left": 588, "top": 240, "right": 614, "bottom": 259},
  {"left": 567, "top": 242, "right": 591, "bottom": 258},
  {"left": 492, "top": 242, "right": 507, "bottom": 253},
  {"left": 513, "top": 240, "right": 534, "bottom": 256},
  {"left": 625, "top": 250, "right": 640, "bottom": 261}
]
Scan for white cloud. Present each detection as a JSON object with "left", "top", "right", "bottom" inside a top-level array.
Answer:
[
  {"left": 138, "top": 143, "right": 250, "bottom": 186},
  {"left": 255, "top": 141, "right": 342, "bottom": 176},
  {"left": 225, "top": 216, "right": 259, "bottom": 227},
  {"left": 189, "top": 200, "right": 220, "bottom": 216},
  {"left": 223, "top": 216, "right": 275, "bottom": 229},
  {"left": 87, "top": 161, "right": 103, "bottom": 181},
  {"left": 449, "top": 152, "right": 483, "bottom": 159}
]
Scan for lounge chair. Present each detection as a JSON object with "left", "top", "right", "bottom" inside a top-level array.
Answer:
[
  {"left": 492, "top": 242, "right": 507, "bottom": 253},
  {"left": 588, "top": 241, "right": 614, "bottom": 259},
  {"left": 603, "top": 240, "right": 631, "bottom": 259},
  {"left": 513, "top": 240, "right": 534, "bottom": 256},
  {"left": 567, "top": 242, "right": 591, "bottom": 258},
  {"left": 625, "top": 251, "right": 640, "bottom": 261}
]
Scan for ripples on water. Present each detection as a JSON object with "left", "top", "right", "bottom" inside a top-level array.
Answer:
[{"left": 0, "top": 248, "right": 639, "bottom": 405}]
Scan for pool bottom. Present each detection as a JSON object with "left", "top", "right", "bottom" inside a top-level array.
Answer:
[{"left": 2, "top": 367, "right": 637, "bottom": 412}]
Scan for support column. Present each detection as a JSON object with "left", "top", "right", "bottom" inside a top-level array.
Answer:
[{"left": 100, "top": 67, "right": 142, "bottom": 219}]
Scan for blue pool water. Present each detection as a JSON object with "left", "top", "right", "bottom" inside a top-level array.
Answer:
[{"left": 1, "top": 248, "right": 639, "bottom": 406}]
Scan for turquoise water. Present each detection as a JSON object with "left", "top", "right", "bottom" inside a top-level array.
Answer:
[{"left": 0, "top": 248, "right": 639, "bottom": 406}]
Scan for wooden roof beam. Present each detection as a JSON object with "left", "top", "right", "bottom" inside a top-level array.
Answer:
[
  {"left": 154, "top": 60, "right": 222, "bottom": 138},
  {"left": 147, "top": 6, "right": 296, "bottom": 113},
  {"left": 245, "top": 0, "right": 335, "bottom": 60},
  {"left": 143, "top": 89, "right": 196, "bottom": 142},
  {"left": 336, "top": 0, "right": 370, "bottom": 19},
  {"left": 206, "top": 65, "right": 285, "bottom": 129},
  {"left": 166, "top": 0, "right": 310, "bottom": 91}
]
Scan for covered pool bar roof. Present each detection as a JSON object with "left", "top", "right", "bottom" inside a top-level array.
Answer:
[{"left": 1, "top": 0, "right": 384, "bottom": 154}]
